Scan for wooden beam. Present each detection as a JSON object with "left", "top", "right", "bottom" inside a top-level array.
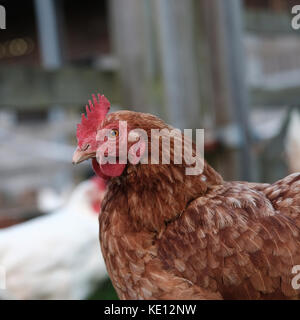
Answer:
[
  {"left": 251, "top": 86, "right": 300, "bottom": 106},
  {"left": 153, "top": 0, "right": 202, "bottom": 129},
  {"left": 199, "top": 0, "right": 255, "bottom": 181},
  {"left": 0, "top": 66, "right": 119, "bottom": 110},
  {"left": 245, "top": 9, "right": 296, "bottom": 34},
  {"left": 108, "top": 0, "right": 159, "bottom": 114}
]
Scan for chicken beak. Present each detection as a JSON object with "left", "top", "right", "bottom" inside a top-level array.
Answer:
[{"left": 72, "top": 147, "right": 95, "bottom": 164}]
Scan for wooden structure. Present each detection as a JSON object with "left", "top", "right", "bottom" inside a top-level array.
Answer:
[{"left": 0, "top": 0, "right": 298, "bottom": 211}]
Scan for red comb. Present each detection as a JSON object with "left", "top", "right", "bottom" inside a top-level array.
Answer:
[{"left": 77, "top": 94, "right": 110, "bottom": 147}]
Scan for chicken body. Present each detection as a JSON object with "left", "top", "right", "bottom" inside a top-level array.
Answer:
[
  {"left": 101, "top": 169, "right": 300, "bottom": 299},
  {"left": 96, "top": 112, "right": 300, "bottom": 300},
  {"left": 0, "top": 179, "right": 107, "bottom": 300},
  {"left": 73, "top": 104, "right": 300, "bottom": 300}
]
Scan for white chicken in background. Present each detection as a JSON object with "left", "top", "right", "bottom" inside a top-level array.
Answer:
[
  {"left": 286, "top": 109, "right": 300, "bottom": 173},
  {"left": 0, "top": 177, "right": 108, "bottom": 300},
  {"left": 37, "top": 186, "right": 71, "bottom": 213}
]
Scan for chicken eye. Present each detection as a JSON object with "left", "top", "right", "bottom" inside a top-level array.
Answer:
[{"left": 109, "top": 129, "right": 119, "bottom": 138}]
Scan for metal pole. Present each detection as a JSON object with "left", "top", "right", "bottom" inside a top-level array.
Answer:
[
  {"left": 34, "top": 0, "right": 63, "bottom": 68},
  {"left": 221, "top": 0, "right": 255, "bottom": 181},
  {"left": 33, "top": 0, "right": 71, "bottom": 190}
]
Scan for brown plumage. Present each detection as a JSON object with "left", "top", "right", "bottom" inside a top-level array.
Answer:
[{"left": 73, "top": 97, "right": 300, "bottom": 300}]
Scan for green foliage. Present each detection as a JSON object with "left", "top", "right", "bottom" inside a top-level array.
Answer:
[{"left": 87, "top": 279, "right": 119, "bottom": 300}]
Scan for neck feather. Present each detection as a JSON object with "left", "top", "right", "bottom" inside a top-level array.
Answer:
[{"left": 106, "top": 161, "right": 223, "bottom": 233}]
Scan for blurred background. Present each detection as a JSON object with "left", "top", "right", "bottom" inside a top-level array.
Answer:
[{"left": 0, "top": 0, "right": 300, "bottom": 299}]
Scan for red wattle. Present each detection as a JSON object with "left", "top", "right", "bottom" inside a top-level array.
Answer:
[
  {"left": 100, "top": 163, "right": 126, "bottom": 177},
  {"left": 92, "top": 158, "right": 109, "bottom": 180},
  {"left": 92, "top": 158, "right": 126, "bottom": 179}
]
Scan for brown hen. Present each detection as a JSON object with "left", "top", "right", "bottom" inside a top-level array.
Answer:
[{"left": 73, "top": 95, "right": 300, "bottom": 300}]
